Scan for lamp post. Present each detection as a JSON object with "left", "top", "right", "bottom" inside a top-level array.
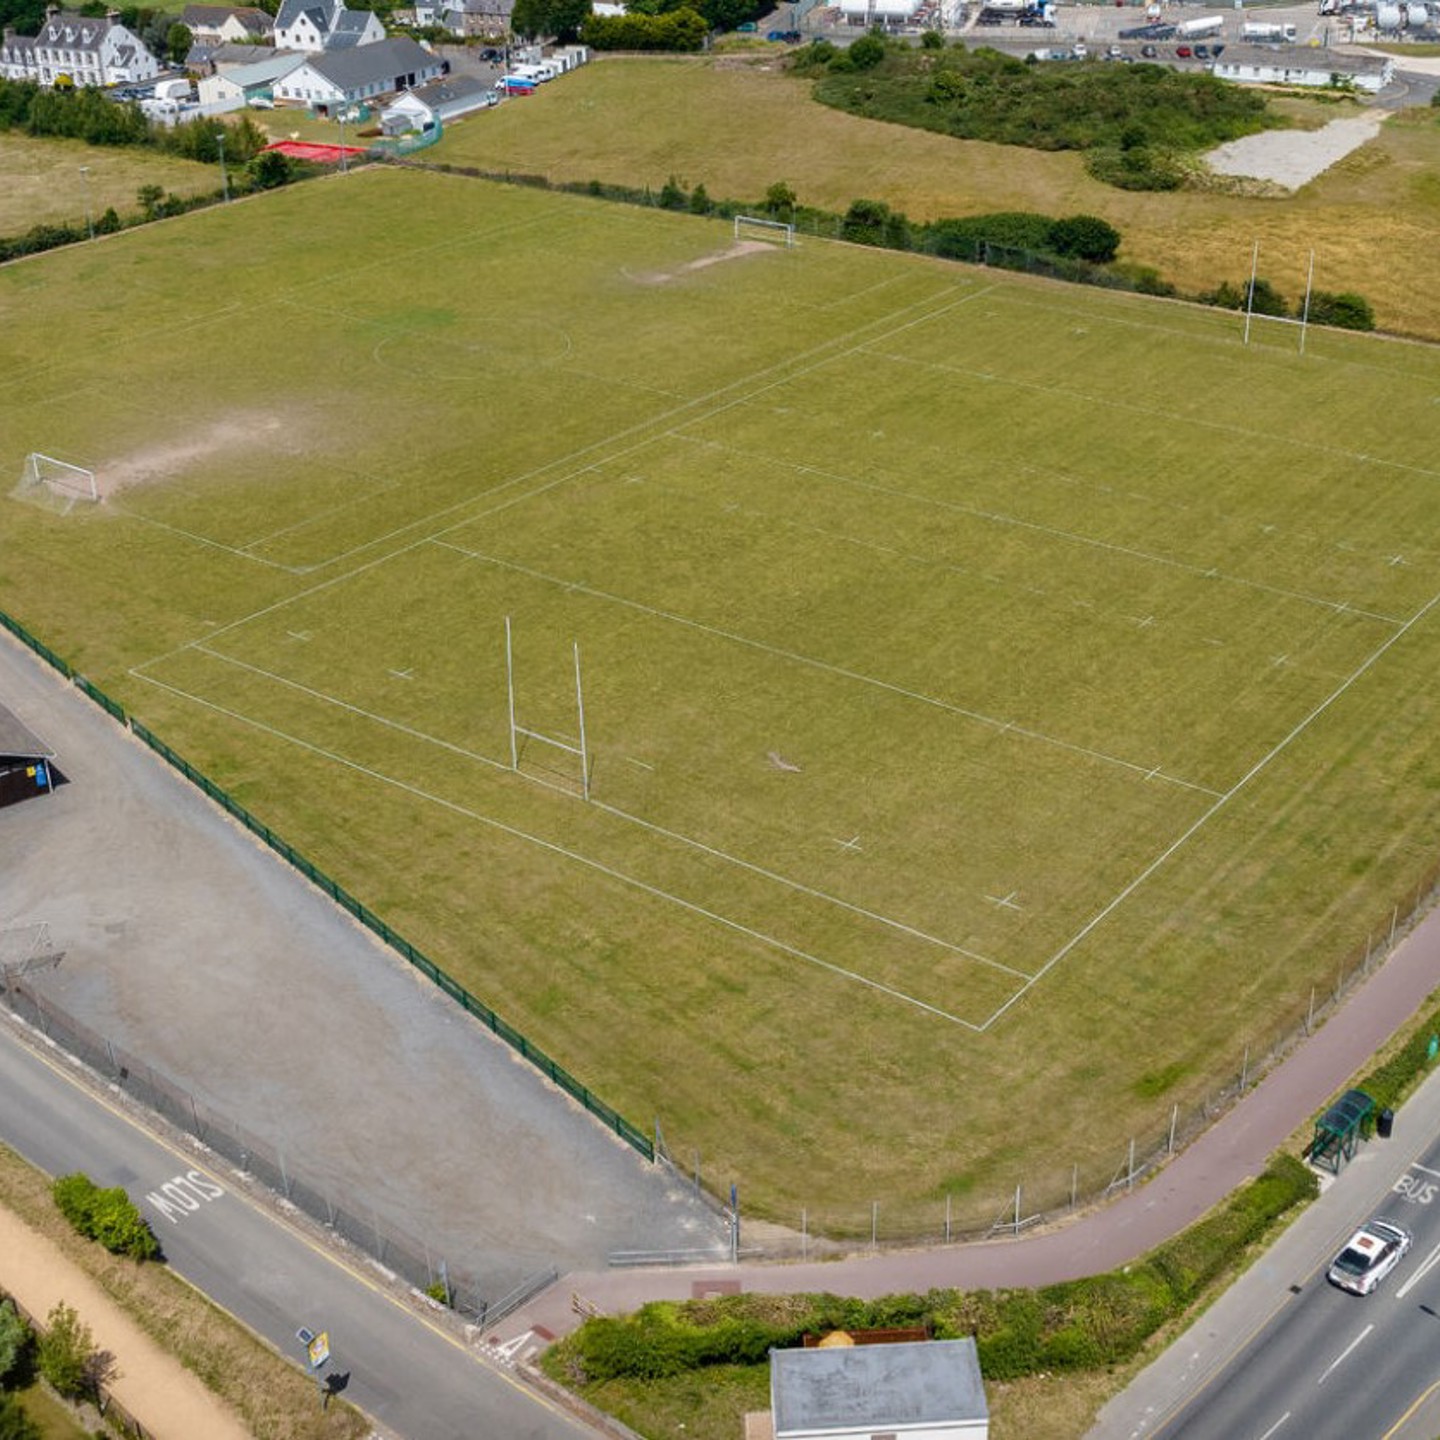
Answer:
[
  {"left": 79, "top": 164, "right": 93, "bottom": 239},
  {"left": 216, "top": 128, "right": 230, "bottom": 201},
  {"left": 337, "top": 109, "right": 349, "bottom": 174}
]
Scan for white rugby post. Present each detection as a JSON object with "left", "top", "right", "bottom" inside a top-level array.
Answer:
[
  {"left": 1242, "top": 239, "right": 1260, "bottom": 346},
  {"left": 504, "top": 616, "right": 592, "bottom": 800},
  {"left": 1298, "top": 248, "right": 1316, "bottom": 355}
]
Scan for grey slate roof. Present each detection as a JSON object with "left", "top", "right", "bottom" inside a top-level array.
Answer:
[
  {"left": 399, "top": 70, "right": 487, "bottom": 107},
  {"left": 771, "top": 1338, "right": 988, "bottom": 1436},
  {"left": 0, "top": 703, "right": 54, "bottom": 761},
  {"left": 182, "top": 4, "right": 271, "bottom": 30},
  {"left": 307, "top": 33, "right": 437, "bottom": 86},
  {"left": 1211, "top": 42, "right": 1390, "bottom": 74}
]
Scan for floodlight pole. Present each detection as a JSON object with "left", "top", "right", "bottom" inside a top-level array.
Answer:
[
  {"left": 217, "top": 130, "right": 230, "bottom": 202},
  {"left": 573, "top": 641, "right": 590, "bottom": 802},
  {"left": 1242, "top": 239, "right": 1259, "bottom": 346},
  {"left": 79, "top": 165, "right": 93, "bottom": 239},
  {"left": 1298, "top": 248, "right": 1315, "bottom": 355},
  {"left": 505, "top": 615, "right": 518, "bottom": 771}
]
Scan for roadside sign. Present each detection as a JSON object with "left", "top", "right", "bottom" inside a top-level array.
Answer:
[{"left": 307, "top": 1331, "right": 331, "bottom": 1370}]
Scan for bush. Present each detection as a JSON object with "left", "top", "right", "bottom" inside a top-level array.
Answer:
[
  {"left": 36, "top": 1303, "right": 93, "bottom": 1401},
  {"left": 51, "top": 1174, "right": 158, "bottom": 1261},
  {"left": 841, "top": 197, "right": 909, "bottom": 249},
  {"left": 1201, "top": 277, "right": 1287, "bottom": 316},
  {"left": 0, "top": 1394, "right": 40, "bottom": 1440},
  {"left": 0, "top": 1301, "right": 32, "bottom": 1388},
  {"left": 1048, "top": 213, "right": 1121, "bottom": 263},
  {"left": 1306, "top": 289, "right": 1375, "bottom": 331}
]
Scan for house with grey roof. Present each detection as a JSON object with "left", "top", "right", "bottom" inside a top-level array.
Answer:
[
  {"left": 1210, "top": 44, "right": 1394, "bottom": 92},
  {"left": 274, "top": 0, "right": 385, "bottom": 52},
  {"left": 180, "top": 4, "right": 273, "bottom": 45},
  {"left": 410, "top": 0, "right": 513, "bottom": 35},
  {"left": 379, "top": 71, "right": 494, "bottom": 132},
  {"left": 272, "top": 34, "right": 443, "bottom": 110},
  {"left": 766, "top": 1338, "right": 989, "bottom": 1440},
  {"left": 197, "top": 50, "right": 306, "bottom": 104},
  {"left": 0, "top": 4, "right": 160, "bottom": 87}
]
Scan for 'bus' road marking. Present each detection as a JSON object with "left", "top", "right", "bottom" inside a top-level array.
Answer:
[
  {"left": 1393, "top": 1174, "right": 1439, "bottom": 1205},
  {"left": 1396, "top": 1239, "right": 1440, "bottom": 1300},
  {"left": 1256, "top": 1411, "right": 1291, "bottom": 1440},
  {"left": 145, "top": 1169, "right": 225, "bottom": 1225},
  {"left": 1317, "top": 1324, "right": 1373, "bottom": 1384}
]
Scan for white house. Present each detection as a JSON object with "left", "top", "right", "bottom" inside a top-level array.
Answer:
[
  {"left": 0, "top": 5, "right": 160, "bottom": 87},
  {"left": 768, "top": 1338, "right": 989, "bottom": 1440},
  {"left": 1210, "top": 44, "right": 1394, "bottom": 92},
  {"left": 379, "top": 71, "right": 493, "bottom": 132},
  {"left": 274, "top": 0, "right": 385, "bottom": 52},
  {"left": 272, "top": 34, "right": 443, "bottom": 109},
  {"left": 197, "top": 50, "right": 306, "bottom": 104},
  {"left": 180, "top": 4, "right": 273, "bottom": 45}
]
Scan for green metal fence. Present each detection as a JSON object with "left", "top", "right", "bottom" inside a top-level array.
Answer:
[{"left": 0, "top": 606, "right": 653, "bottom": 1163}]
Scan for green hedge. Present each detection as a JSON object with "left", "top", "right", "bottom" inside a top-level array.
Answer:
[
  {"left": 51, "top": 1173, "right": 158, "bottom": 1261},
  {"left": 555, "top": 1154, "right": 1317, "bottom": 1388},
  {"left": 1355, "top": 1003, "right": 1440, "bottom": 1113}
]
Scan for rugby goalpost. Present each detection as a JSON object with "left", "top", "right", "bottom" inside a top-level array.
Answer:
[
  {"left": 504, "top": 616, "right": 591, "bottom": 801},
  {"left": 13, "top": 453, "right": 99, "bottom": 513},
  {"left": 1242, "top": 241, "right": 1317, "bottom": 355},
  {"left": 734, "top": 214, "right": 797, "bottom": 248}
]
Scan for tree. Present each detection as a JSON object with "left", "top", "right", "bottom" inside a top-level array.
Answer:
[
  {"left": 36, "top": 1304, "right": 94, "bottom": 1401},
  {"left": 920, "top": 27, "right": 943, "bottom": 47},
  {"left": 763, "top": 180, "right": 796, "bottom": 220},
  {"left": 841, "top": 196, "right": 908, "bottom": 248},
  {"left": 659, "top": 173, "right": 688, "bottom": 209},
  {"left": 845, "top": 29, "right": 886, "bottom": 69},
  {"left": 688, "top": 181, "right": 711, "bottom": 214},
  {"left": 247, "top": 148, "right": 292, "bottom": 188},
  {"left": 166, "top": 20, "right": 192, "bottom": 61},
  {"left": 136, "top": 183, "right": 164, "bottom": 217},
  {"left": 510, "top": 0, "right": 590, "bottom": 41},
  {"left": 1047, "top": 213, "right": 1121, "bottom": 263},
  {"left": 0, "top": 1301, "right": 31, "bottom": 1388}
]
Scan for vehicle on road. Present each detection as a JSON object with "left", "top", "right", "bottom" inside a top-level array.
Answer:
[{"left": 1328, "top": 1219, "right": 1413, "bottom": 1295}]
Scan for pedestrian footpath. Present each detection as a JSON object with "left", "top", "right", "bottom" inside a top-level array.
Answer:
[{"left": 504, "top": 896, "right": 1440, "bottom": 1342}]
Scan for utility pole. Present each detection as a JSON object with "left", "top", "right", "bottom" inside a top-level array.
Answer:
[
  {"left": 216, "top": 129, "right": 230, "bottom": 201},
  {"left": 79, "top": 165, "right": 94, "bottom": 239}
]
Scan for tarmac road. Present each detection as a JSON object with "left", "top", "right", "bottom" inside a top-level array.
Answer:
[{"left": 0, "top": 1012, "right": 603, "bottom": 1440}]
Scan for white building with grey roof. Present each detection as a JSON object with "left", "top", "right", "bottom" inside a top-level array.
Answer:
[{"left": 0, "top": 4, "right": 160, "bottom": 87}]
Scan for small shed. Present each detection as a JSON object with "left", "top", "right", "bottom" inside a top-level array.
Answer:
[
  {"left": 1311, "top": 1088, "right": 1375, "bottom": 1174},
  {"left": 0, "top": 703, "right": 60, "bottom": 810},
  {"left": 770, "top": 1337, "right": 988, "bottom": 1440},
  {"left": 380, "top": 71, "right": 493, "bottom": 133}
]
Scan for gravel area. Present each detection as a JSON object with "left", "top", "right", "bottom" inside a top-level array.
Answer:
[
  {"left": 1206, "top": 110, "right": 1385, "bottom": 189},
  {"left": 0, "top": 633, "right": 725, "bottom": 1304}
]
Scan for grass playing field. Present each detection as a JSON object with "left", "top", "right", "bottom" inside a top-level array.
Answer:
[
  {"left": 6, "top": 166, "right": 1440, "bottom": 1232},
  {"left": 426, "top": 56, "right": 1440, "bottom": 341}
]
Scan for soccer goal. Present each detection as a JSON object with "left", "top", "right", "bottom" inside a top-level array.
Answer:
[
  {"left": 13, "top": 453, "right": 99, "bottom": 514},
  {"left": 734, "top": 214, "right": 797, "bottom": 248}
]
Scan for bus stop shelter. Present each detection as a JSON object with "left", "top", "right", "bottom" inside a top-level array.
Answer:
[{"left": 1311, "top": 1088, "right": 1375, "bottom": 1174}]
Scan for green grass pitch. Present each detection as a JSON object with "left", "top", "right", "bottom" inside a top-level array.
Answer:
[{"left": 7, "top": 166, "right": 1440, "bottom": 1232}]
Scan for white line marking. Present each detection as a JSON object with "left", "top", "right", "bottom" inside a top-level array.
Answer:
[
  {"left": 980, "top": 581, "right": 1440, "bottom": 1030},
  {"left": 1255, "top": 1411, "right": 1291, "bottom": 1440},
  {"left": 131, "top": 672, "right": 1002, "bottom": 1029},
  {"left": 985, "top": 892, "right": 1023, "bottom": 912},
  {"left": 833, "top": 834, "right": 863, "bottom": 854},
  {"left": 437, "top": 541, "right": 1219, "bottom": 798},
  {"left": 1395, "top": 1238, "right": 1440, "bottom": 1299},
  {"left": 1316, "top": 1324, "right": 1373, "bottom": 1385},
  {"left": 1410, "top": 1163, "right": 1440, "bottom": 1178}
]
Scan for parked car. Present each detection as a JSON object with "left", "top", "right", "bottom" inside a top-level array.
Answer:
[
  {"left": 1210, "top": 42, "right": 1225, "bottom": 54},
  {"left": 1176, "top": 43, "right": 1192, "bottom": 55},
  {"left": 1193, "top": 42, "right": 1209, "bottom": 56},
  {"left": 480, "top": 46, "right": 503, "bottom": 60},
  {"left": 1140, "top": 42, "right": 1158, "bottom": 54},
  {"left": 1328, "top": 1219, "right": 1412, "bottom": 1296}
]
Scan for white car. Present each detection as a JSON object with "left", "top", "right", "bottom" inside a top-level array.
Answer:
[{"left": 1327, "top": 1219, "right": 1412, "bottom": 1295}]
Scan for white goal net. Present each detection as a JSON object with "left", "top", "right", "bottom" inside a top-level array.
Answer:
[
  {"left": 734, "top": 214, "right": 796, "bottom": 248},
  {"left": 12, "top": 453, "right": 99, "bottom": 514}
]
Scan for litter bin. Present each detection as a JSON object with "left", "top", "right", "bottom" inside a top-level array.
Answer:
[{"left": 1378, "top": 1107, "right": 1395, "bottom": 1139}]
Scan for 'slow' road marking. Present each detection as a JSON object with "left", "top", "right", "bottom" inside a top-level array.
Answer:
[
  {"left": 145, "top": 1168, "right": 225, "bottom": 1225},
  {"left": 1317, "top": 1324, "right": 1374, "bottom": 1385},
  {"left": 1255, "top": 1411, "right": 1291, "bottom": 1440},
  {"left": 1396, "top": 1239, "right": 1440, "bottom": 1300}
]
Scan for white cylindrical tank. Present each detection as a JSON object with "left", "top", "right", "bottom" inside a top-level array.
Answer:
[
  {"left": 1377, "top": 1, "right": 1402, "bottom": 25},
  {"left": 1406, "top": 2, "right": 1428, "bottom": 24}
]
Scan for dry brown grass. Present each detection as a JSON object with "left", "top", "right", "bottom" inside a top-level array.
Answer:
[
  {"left": 435, "top": 55, "right": 1440, "bottom": 336},
  {"left": 0, "top": 1143, "right": 369, "bottom": 1440},
  {"left": 0, "top": 134, "right": 217, "bottom": 236}
]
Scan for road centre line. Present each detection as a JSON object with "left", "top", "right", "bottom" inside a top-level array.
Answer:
[
  {"left": 1316, "top": 1323, "right": 1373, "bottom": 1384},
  {"left": 1255, "top": 1412, "right": 1291, "bottom": 1440},
  {"left": 131, "top": 671, "right": 992, "bottom": 1029},
  {"left": 1395, "top": 1236, "right": 1440, "bottom": 1299},
  {"left": 189, "top": 644, "right": 1020, "bottom": 978},
  {"left": 436, "top": 541, "right": 1218, "bottom": 798}
]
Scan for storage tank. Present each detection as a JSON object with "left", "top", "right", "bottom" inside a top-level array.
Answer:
[
  {"left": 1376, "top": 1, "right": 1403, "bottom": 25},
  {"left": 1406, "top": 2, "right": 1428, "bottom": 24}
]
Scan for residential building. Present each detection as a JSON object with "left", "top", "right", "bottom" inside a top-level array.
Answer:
[
  {"left": 0, "top": 5, "right": 161, "bottom": 87},
  {"left": 1210, "top": 44, "right": 1394, "bottom": 92},
  {"left": 274, "top": 0, "right": 385, "bottom": 52},
  {"left": 380, "top": 70, "right": 493, "bottom": 131},
  {"left": 197, "top": 50, "right": 306, "bottom": 104},
  {"left": 180, "top": 4, "right": 273, "bottom": 45},
  {"left": 272, "top": 33, "right": 444, "bottom": 109}
]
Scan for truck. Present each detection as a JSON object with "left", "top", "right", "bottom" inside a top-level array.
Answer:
[
  {"left": 1240, "top": 19, "right": 1296, "bottom": 38},
  {"left": 1176, "top": 14, "right": 1224, "bottom": 36}
]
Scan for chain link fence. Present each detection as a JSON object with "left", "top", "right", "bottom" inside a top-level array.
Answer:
[{"left": 0, "top": 971, "right": 556, "bottom": 1329}]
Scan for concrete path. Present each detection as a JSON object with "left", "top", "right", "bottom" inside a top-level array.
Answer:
[{"left": 501, "top": 890, "right": 1440, "bottom": 1338}]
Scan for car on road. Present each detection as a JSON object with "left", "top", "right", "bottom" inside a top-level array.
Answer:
[{"left": 1327, "top": 1219, "right": 1413, "bottom": 1295}]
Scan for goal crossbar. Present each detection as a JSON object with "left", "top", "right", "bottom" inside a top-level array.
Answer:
[
  {"left": 734, "top": 214, "right": 796, "bottom": 247},
  {"left": 15, "top": 452, "right": 99, "bottom": 513}
]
